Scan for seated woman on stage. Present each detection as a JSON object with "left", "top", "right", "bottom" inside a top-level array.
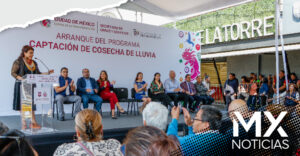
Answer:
[
  {"left": 11, "top": 45, "right": 54, "bottom": 130},
  {"left": 54, "top": 109, "right": 123, "bottom": 156},
  {"left": 97, "top": 70, "right": 126, "bottom": 119},
  {"left": 285, "top": 83, "right": 299, "bottom": 107},
  {"left": 149, "top": 73, "right": 172, "bottom": 108},
  {"left": 134, "top": 72, "right": 151, "bottom": 106}
]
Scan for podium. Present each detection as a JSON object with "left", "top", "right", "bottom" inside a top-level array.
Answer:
[{"left": 20, "top": 74, "right": 59, "bottom": 134}]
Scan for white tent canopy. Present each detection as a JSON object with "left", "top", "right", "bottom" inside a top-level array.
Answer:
[
  {"left": 92, "top": 0, "right": 255, "bottom": 26},
  {"left": 120, "top": 0, "right": 253, "bottom": 18}
]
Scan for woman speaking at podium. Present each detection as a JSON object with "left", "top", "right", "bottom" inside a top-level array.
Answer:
[{"left": 11, "top": 45, "right": 54, "bottom": 130}]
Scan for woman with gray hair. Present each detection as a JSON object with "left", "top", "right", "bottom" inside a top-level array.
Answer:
[{"left": 142, "top": 102, "right": 169, "bottom": 131}]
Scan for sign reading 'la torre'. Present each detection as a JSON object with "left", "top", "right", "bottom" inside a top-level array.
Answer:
[{"left": 198, "top": 16, "right": 274, "bottom": 45}]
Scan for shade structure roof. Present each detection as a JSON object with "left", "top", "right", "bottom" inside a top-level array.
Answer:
[{"left": 119, "top": 0, "right": 254, "bottom": 19}]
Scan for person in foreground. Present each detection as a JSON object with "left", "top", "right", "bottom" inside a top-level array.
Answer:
[
  {"left": 54, "top": 109, "right": 122, "bottom": 156},
  {"left": 0, "top": 129, "right": 39, "bottom": 156},
  {"left": 97, "top": 70, "right": 126, "bottom": 119},
  {"left": 122, "top": 126, "right": 182, "bottom": 156},
  {"left": 167, "top": 105, "right": 228, "bottom": 155},
  {"left": 11, "top": 45, "right": 54, "bottom": 129},
  {"left": 142, "top": 102, "right": 169, "bottom": 131}
]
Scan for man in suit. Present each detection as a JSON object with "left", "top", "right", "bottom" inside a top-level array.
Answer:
[
  {"left": 180, "top": 74, "right": 202, "bottom": 112},
  {"left": 77, "top": 68, "right": 103, "bottom": 112}
]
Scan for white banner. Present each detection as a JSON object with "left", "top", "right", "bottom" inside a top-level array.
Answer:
[
  {"left": 26, "top": 74, "right": 59, "bottom": 84},
  {"left": 0, "top": 12, "right": 201, "bottom": 116}
]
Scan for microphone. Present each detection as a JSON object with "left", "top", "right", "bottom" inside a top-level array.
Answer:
[{"left": 34, "top": 57, "right": 50, "bottom": 71}]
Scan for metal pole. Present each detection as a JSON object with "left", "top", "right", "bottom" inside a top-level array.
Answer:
[
  {"left": 279, "top": 0, "right": 289, "bottom": 91},
  {"left": 213, "top": 58, "right": 226, "bottom": 103},
  {"left": 275, "top": 0, "right": 280, "bottom": 104}
]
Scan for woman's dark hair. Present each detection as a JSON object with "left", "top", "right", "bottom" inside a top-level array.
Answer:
[
  {"left": 153, "top": 72, "right": 161, "bottom": 84},
  {"left": 288, "top": 83, "right": 297, "bottom": 92},
  {"left": 0, "top": 130, "right": 35, "bottom": 156},
  {"left": 60, "top": 67, "right": 68, "bottom": 72},
  {"left": 146, "top": 137, "right": 182, "bottom": 156},
  {"left": 123, "top": 126, "right": 167, "bottom": 156},
  {"left": 199, "top": 105, "right": 222, "bottom": 131},
  {"left": 98, "top": 70, "right": 108, "bottom": 84},
  {"left": 18, "top": 45, "right": 34, "bottom": 60},
  {"left": 135, "top": 72, "right": 143, "bottom": 82},
  {"left": 290, "top": 73, "right": 298, "bottom": 79},
  {"left": 241, "top": 76, "right": 247, "bottom": 82}
]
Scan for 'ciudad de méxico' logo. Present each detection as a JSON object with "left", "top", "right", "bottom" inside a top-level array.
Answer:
[{"left": 41, "top": 19, "right": 51, "bottom": 27}]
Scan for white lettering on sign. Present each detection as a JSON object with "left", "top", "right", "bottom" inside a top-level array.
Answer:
[{"left": 198, "top": 16, "right": 274, "bottom": 45}]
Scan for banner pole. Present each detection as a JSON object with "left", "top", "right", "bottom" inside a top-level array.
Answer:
[
  {"left": 275, "top": 0, "right": 280, "bottom": 104},
  {"left": 279, "top": 0, "right": 289, "bottom": 91}
]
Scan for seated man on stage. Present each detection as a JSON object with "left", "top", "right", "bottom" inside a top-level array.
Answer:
[
  {"left": 54, "top": 67, "right": 82, "bottom": 121},
  {"left": 194, "top": 75, "right": 214, "bottom": 105},
  {"left": 164, "top": 70, "right": 188, "bottom": 108},
  {"left": 77, "top": 68, "right": 103, "bottom": 112},
  {"left": 180, "top": 74, "right": 201, "bottom": 112}
]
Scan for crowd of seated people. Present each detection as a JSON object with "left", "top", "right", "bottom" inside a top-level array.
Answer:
[
  {"left": 226, "top": 71, "right": 300, "bottom": 111},
  {"left": 1, "top": 99, "right": 299, "bottom": 155}
]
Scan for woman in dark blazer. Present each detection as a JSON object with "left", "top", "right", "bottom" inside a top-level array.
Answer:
[{"left": 11, "top": 45, "right": 54, "bottom": 129}]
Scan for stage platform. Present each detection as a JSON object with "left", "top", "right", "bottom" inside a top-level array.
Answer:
[{"left": 0, "top": 104, "right": 227, "bottom": 156}]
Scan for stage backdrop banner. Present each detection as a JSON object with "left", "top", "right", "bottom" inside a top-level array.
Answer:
[{"left": 0, "top": 11, "right": 201, "bottom": 116}]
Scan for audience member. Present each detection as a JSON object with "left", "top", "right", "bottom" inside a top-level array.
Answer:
[
  {"left": 237, "top": 76, "right": 249, "bottom": 100},
  {"left": 258, "top": 77, "right": 269, "bottom": 106},
  {"left": 290, "top": 73, "right": 300, "bottom": 86},
  {"left": 0, "top": 130, "right": 38, "bottom": 156},
  {"left": 272, "top": 70, "right": 287, "bottom": 104},
  {"left": 202, "top": 75, "right": 211, "bottom": 90},
  {"left": 54, "top": 109, "right": 122, "bottom": 156},
  {"left": 285, "top": 83, "right": 299, "bottom": 107},
  {"left": 142, "top": 102, "right": 169, "bottom": 131},
  {"left": 123, "top": 126, "right": 171, "bottom": 156},
  {"left": 146, "top": 137, "right": 182, "bottom": 156},
  {"left": 247, "top": 77, "right": 258, "bottom": 111},
  {"left": 167, "top": 106, "right": 227, "bottom": 155},
  {"left": 224, "top": 73, "right": 239, "bottom": 109}
]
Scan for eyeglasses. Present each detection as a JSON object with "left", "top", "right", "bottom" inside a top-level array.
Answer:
[{"left": 191, "top": 117, "right": 203, "bottom": 123}]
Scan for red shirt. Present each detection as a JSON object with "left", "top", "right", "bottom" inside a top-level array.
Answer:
[{"left": 98, "top": 80, "right": 112, "bottom": 97}]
